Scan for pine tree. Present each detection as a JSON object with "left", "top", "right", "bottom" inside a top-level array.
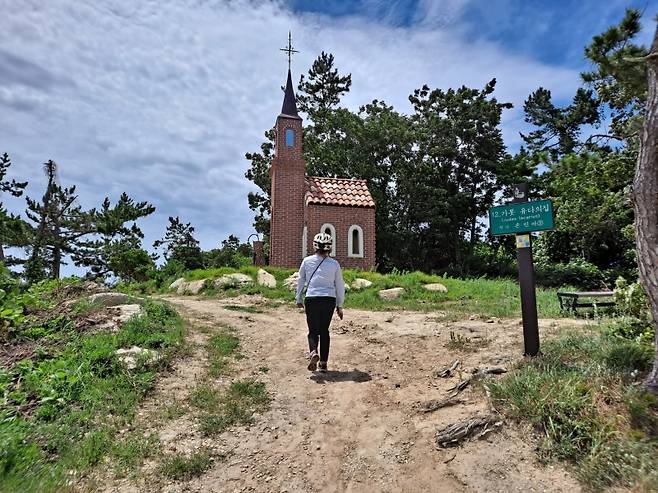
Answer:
[
  {"left": 24, "top": 160, "right": 92, "bottom": 281},
  {"left": 633, "top": 19, "right": 658, "bottom": 393},
  {"left": 73, "top": 193, "right": 156, "bottom": 280},
  {"left": 582, "top": 8, "right": 649, "bottom": 141},
  {"left": 0, "top": 153, "right": 28, "bottom": 264},
  {"left": 297, "top": 51, "right": 352, "bottom": 123},
  {"left": 153, "top": 216, "right": 203, "bottom": 271}
]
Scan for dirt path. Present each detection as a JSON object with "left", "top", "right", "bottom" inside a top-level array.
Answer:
[{"left": 99, "top": 295, "right": 584, "bottom": 493}]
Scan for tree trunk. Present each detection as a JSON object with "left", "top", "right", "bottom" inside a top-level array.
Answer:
[
  {"left": 633, "top": 25, "right": 658, "bottom": 393},
  {"left": 52, "top": 246, "right": 61, "bottom": 279},
  {"left": 0, "top": 243, "right": 4, "bottom": 264}
]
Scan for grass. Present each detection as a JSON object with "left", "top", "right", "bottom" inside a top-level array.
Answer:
[
  {"left": 0, "top": 297, "right": 186, "bottom": 492},
  {"left": 198, "top": 379, "right": 270, "bottom": 436},
  {"left": 444, "top": 330, "right": 489, "bottom": 352},
  {"left": 110, "top": 431, "right": 161, "bottom": 477},
  {"left": 205, "top": 328, "right": 240, "bottom": 377},
  {"left": 158, "top": 448, "right": 215, "bottom": 481},
  {"left": 153, "top": 265, "right": 566, "bottom": 319},
  {"left": 488, "top": 326, "right": 658, "bottom": 491}
]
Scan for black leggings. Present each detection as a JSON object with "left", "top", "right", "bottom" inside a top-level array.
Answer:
[{"left": 304, "top": 297, "right": 335, "bottom": 362}]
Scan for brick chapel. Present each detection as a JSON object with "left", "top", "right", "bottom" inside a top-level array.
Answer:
[{"left": 269, "top": 68, "right": 376, "bottom": 270}]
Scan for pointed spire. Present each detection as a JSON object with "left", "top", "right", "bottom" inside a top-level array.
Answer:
[{"left": 280, "top": 68, "right": 300, "bottom": 118}]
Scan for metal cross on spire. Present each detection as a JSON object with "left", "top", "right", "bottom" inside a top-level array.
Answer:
[{"left": 280, "top": 31, "right": 299, "bottom": 70}]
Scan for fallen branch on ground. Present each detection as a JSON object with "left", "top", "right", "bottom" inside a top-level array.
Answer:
[
  {"left": 435, "top": 414, "right": 503, "bottom": 448},
  {"left": 437, "top": 360, "right": 460, "bottom": 378},
  {"left": 419, "top": 396, "right": 466, "bottom": 413}
]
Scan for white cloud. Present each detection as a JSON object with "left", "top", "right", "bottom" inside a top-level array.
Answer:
[{"left": 0, "top": 0, "right": 582, "bottom": 274}]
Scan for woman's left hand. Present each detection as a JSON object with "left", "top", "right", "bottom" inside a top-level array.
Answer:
[{"left": 336, "top": 307, "right": 344, "bottom": 320}]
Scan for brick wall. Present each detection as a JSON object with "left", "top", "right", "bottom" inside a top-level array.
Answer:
[
  {"left": 269, "top": 115, "right": 305, "bottom": 268},
  {"left": 305, "top": 204, "right": 376, "bottom": 270}
]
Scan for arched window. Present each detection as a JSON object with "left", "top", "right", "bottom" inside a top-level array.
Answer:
[
  {"left": 285, "top": 128, "right": 295, "bottom": 147},
  {"left": 302, "top": 226, "right": 308, "bottom": 258},
  {"left": 319, "top": 223, "right": 336, "bottom": 256},
  {"left": 348, "top": 225, "right": 364, "bottom": 258}
]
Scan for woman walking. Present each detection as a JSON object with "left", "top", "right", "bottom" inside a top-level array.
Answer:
[{"left": 296, "top": 232, "right": 345, "bottom": 372}]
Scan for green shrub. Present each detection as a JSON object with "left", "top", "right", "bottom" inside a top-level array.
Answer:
[
  {"left": 614, "top": 277, "right": 650, "bottom": 319},
  {"left": 535, "top": 259, "right": 605, "bottom": 289},
  {"left": 604, "top": 316, "right": 654, "bottom": 344}
]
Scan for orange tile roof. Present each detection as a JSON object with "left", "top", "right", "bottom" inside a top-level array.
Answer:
[{"left": 305, "top": 176, "right": 375, "bottom": 208}]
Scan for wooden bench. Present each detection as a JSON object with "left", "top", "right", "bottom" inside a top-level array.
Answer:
[{"left": 557, "top": 291, "right": 615, "bottom": 313}]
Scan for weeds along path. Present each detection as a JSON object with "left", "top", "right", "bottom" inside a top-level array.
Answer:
[{"left": 102, "top": 295, "right": 584, "bottom": 493}]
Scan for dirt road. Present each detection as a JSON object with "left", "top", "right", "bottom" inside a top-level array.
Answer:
[{"left": 100, "top": 294, "right": 583, "bottom": 493}]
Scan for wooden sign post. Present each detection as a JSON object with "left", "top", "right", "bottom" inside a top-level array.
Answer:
[{"left": 488, "top": 184, "right": 554, "bottom": 357}]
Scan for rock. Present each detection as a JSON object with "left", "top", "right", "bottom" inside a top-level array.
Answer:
[
  {"left": 423, "top": 283, "right": 448, "bottom": 293},
  {"left": 378, "top": 287, "right": 405, "bottom": 300},
  {"left": 178, "top": 279, "right": 208, "bottom": 295},
  {"left": 169, "top": 277, "right": 185, "bottom": 290},
  {"left": 116, "top": 346, "right": 160, "bottom": 370},
  {"left": 283, "top": 272, "right": 299, "bottom": 291},
  {"left": 87, "top": 292, "right": 142, "bottom": 307},
  {"left": 115, "top": 304, "right": 142, "bottom": 324},
  {"left": 257, "top": 269, "right": 277, "bottom": 288},
  {"left": 214, "top": 273, "right": 254, "bottom": 289},
  {"left": 352, "top": 278, "right": 373, "bottom": 290}
]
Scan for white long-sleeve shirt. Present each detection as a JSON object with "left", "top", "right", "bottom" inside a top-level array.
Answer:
[{"left": 295, "top": 254, "right": 345, "bottom": 307}]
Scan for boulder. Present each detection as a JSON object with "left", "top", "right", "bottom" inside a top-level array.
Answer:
[
  {"left": 423, "top": 283, "right": 448, "bottom": 293},
  {"left": 87, "top": 292, "right": 142, "bottom": 307},
  {"left": 115, "top": 304, "right": 142, "bottom": 324},
  {"left": 378, "top": 287, "right": 405, "bottom": 301},
  {"left": 214, "top": 273, "right": 253, "bottom": 289},
  {"left": 257, "top": 269, "right": 277, "bottom": 288},
  {"left": 352, "top": 278, "right": 373, "bottom": 290},
  {"left": 283, "top": 272, "right": 299, "bottom": 291},
  {"left": 169, "top": 277, "right": 185, "bottom": 290},
  {"left": 177, "top": 279, "right": 208, "bottom": 295},
  {"left": 186, "top": 279, "right": 208, "bottom": 295},
  {"left": 116, "top": 346, "right": 160, "bottom": 370}
]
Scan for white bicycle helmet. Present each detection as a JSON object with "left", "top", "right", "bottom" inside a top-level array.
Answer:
[{"left": 313, "top": 232, "right": 332, "bottom": 252}]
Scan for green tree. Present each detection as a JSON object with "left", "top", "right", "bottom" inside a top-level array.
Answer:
[
  {"left": 521, "top": 87, "right": 600, "bottom": 160},
  {"left": 244, "top": 129, "right": 274, "bottom": 235},
  {"left": 73, "top": 193, "right": 156, "bottom": 280},
  {"left": 515, "top": 9, "right": 652, "bottom": 284},
  {"left": 0, "top": 153, "right": 28, "bottom": 265},
  {"left": 24, "top": 161, "right": 92, "bottom": 281},
  {"left": 153, "top": 216, "right": 203, "bottom": 271},
  {"left": 408, "top": 79, "right": 512, "bottom": 272},
  {"left": 582, "top": 8, "right": 649, "bottom": 142},
  {"left": 203, "top": 234, "right": 253, "bottom": 269}
]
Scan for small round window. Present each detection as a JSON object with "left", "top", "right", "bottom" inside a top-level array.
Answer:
[{"left": 285, "top": 128, "right": 295, "bottom": 147}]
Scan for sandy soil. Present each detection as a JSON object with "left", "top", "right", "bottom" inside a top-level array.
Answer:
[{"left": 95, "top": 295, "right": 587, "bottom": 493}]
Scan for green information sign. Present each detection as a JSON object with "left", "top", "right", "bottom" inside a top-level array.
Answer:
[{"left": 489, "top": 199, "right": 554, "bottom": 236}]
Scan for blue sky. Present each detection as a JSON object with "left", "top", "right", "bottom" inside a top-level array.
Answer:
[{"left": 1, "top": 0, "right": 656, "bottom": 274}]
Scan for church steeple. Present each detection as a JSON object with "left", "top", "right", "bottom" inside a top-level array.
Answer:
[
  {"left": 280, "top": 68, "right": 300, "bottom": 118},
  {"left": 279, "top": 32, "right": 301, "bottom": 119}
]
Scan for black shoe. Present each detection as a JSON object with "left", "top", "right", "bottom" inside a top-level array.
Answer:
[
  {"left": 308, "top": 351, "right": 319, "bottom": 371},
  {"left": 318, "top": 361, "right": 328, "bottom": 373}
]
